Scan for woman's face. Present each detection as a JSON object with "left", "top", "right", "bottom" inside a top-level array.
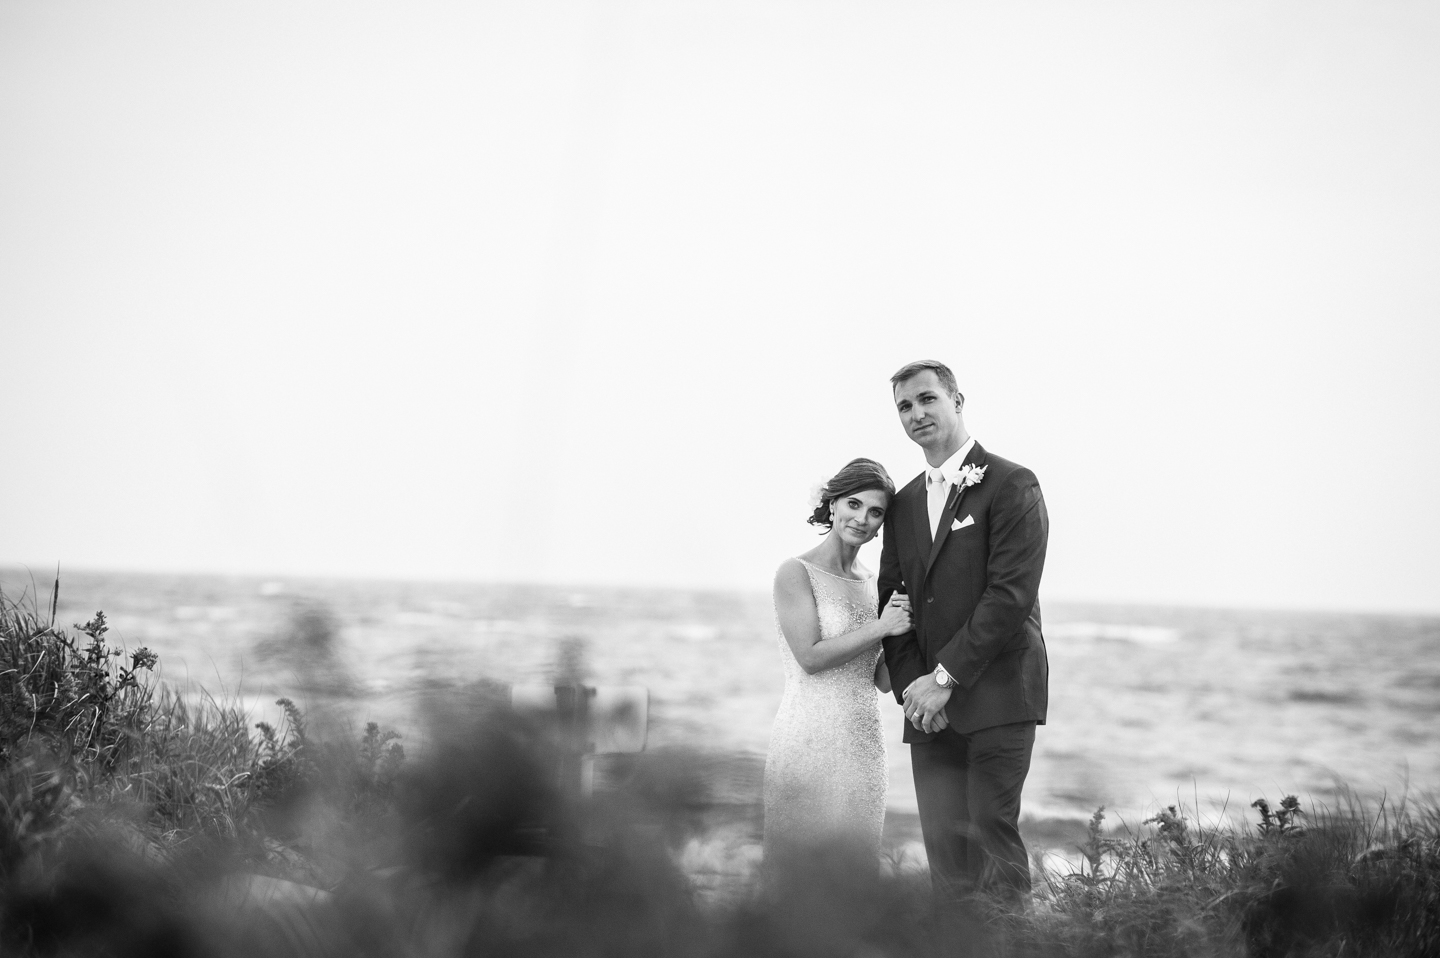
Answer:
[{"left": 830, "top": 488, "right": 889, "bottom": 546}]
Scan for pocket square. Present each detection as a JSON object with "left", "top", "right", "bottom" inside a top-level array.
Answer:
[{"left": 951, "top": 514, "right": 975, "bottom": 531}]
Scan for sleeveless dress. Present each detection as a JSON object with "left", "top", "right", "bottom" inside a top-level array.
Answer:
[{"left": 762, "top": 558, "right": 888, "bottom": 856}]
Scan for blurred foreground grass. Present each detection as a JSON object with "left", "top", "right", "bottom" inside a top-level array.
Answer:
[{"left": 2, "top": 584, "right": 1438, "bottom": 957}]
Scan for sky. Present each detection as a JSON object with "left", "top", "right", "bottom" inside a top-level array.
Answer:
[{"left": 2, "top": 0, "right": 1438, "bottom": 613}]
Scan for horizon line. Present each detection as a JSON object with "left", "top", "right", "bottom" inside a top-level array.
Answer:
[{"left": 3, "top": 561, "right": 1437, "bottom": 621}]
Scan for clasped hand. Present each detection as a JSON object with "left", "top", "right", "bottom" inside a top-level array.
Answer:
[
  {"left": 883, "top": 593, "right": 952, "bottom": 733},
  {"left": 903, "top": 673, "right": 952, "bottom": 734}
]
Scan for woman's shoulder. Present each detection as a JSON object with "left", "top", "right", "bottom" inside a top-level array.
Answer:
[
  {"left": 774, "top": 556, "right": 812, "bottom": 585},
  {"left": 774, "top": 558, "right": 817, "bottom": 607},
  {"left": 784, "top": 553, "right": 874, "bottom": 584}
]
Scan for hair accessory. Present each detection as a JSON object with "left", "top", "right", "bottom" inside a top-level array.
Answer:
[{"left": 806, "top": 479, "right": 830, "bottom": 511}]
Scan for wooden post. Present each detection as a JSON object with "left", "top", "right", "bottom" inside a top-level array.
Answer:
[{"left": 510, "top": 684, "right": 648, "bottom": 800}]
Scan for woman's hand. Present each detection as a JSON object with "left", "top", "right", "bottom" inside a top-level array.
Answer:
[{"left": 878, "top": 595, "right": 912, "bottom": 637}]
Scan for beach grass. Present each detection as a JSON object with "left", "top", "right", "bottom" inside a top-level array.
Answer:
[
  {"left": 2, "top": 584, "right": 1438, "bottom": 957},
  {"left": 1008, "top": 794, "right": 1440, "bottom": 957},
  {"left": 0, "top": 583, "right": 397, "bottom": 876}
]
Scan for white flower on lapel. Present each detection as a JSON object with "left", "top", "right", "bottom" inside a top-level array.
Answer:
[{"left": 955, "top": 463, "right": 988, "bottom": 489}]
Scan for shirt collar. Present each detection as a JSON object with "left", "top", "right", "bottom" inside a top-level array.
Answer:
[{"left": 929, "top": 436, "right": 976, "bottom": 483}]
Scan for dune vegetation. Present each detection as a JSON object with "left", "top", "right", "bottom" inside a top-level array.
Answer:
[{"left": 1, "top": 583, "right": 1437, "bottom": 957}]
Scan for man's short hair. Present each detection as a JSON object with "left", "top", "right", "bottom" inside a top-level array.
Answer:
[{"left": 890, "top": 360, "right": 964, "bottom": 404}]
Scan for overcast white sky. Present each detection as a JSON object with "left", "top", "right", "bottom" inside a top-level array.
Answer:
[{"left": 2, "top": 0, "right": 1437, "bottom": 612}]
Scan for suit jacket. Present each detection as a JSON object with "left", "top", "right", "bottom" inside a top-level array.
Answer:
[{"left": 879, "top": 441, "right": 1049, "bottom": 742}]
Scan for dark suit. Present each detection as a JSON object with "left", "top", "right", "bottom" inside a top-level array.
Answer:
[{"left": 879, "top": 441, "right": 1049, "bottom": 901}]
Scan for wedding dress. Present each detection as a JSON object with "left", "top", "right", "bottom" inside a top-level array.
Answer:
[{"left": 762, "top": 558, "right": 887, "bottom": 856}]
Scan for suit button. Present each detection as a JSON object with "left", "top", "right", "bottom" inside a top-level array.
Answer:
[{"left": 927, "top": 596, "right": 934, "bottom": 604}]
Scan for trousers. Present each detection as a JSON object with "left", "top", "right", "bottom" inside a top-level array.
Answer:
[{"left": 911, "top": 720, "right": 1036, "bottom": 903}]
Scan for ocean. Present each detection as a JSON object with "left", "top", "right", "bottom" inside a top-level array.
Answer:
[{"left": 5, "top": 567, "right": 1437, "bottom": 830}]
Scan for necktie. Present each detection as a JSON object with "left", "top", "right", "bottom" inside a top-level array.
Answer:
[{"left": 927, "top": 468, "right": 949, "bottom": 538}]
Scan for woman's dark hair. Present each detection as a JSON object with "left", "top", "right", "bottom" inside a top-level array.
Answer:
[{"left": 807, "top": 458, "right": 896, "bottom": 530}]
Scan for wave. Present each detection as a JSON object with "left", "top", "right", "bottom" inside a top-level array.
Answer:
[{"left": 1046, "top": 621, "right": 1180, "bottom": 645}]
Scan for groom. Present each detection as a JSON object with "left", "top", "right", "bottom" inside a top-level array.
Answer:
[{"left": 878, "top": 360, "right": 1049, "bottom": 905}]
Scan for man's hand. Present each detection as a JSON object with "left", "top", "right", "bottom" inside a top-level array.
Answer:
[{"left": 902, "top": 673, "right": 953, "bottom": 734}]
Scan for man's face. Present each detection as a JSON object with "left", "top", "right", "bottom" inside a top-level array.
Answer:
[{"left": 893, "top": 371, "right": 963, "bottom": 453}]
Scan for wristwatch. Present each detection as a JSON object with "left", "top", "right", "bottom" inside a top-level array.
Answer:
[{"left": 933, "top": 664, "right": 955, "bottom": 689}]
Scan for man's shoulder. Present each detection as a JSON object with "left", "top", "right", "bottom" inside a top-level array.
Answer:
[
  {"left": 884, "top": 472, "right": 926, "bottom": 526},
  {"left": 977, "top": 447, "right": 1040, "bottom": 488}
]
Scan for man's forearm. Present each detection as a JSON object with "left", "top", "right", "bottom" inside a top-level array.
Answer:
[
  {"left": 882, "top": 633, "right": 926, "bottom": 705},
  {"left": 936, "top": 591, "right": 1036, "bottom": 688}
]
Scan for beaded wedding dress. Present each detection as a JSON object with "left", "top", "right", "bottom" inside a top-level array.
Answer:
[{"left": 762, "top": 558, "right": 888, "bottom": 857}]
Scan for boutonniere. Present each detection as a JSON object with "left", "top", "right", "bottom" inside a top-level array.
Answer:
[{"left": 955, "top": 463, "right": 987, "bottom": 489}]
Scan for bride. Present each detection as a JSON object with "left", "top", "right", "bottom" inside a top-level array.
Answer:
[{"left": 763, "top": 458, "right": 912, "bottom": 860}]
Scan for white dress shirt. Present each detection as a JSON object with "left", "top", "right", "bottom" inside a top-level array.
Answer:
[
  {"left": 926, "top": 436, "right": 977, "bottom": 540},
  {"left": 920, "top": 435, "right": 976, "bottom": 692}
]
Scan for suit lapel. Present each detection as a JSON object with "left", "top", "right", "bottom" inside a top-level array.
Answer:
[{"left": 923, "top": 442, "right": 987, "bottom": 581}]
